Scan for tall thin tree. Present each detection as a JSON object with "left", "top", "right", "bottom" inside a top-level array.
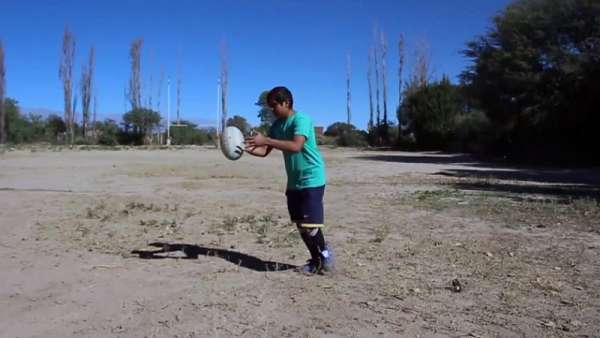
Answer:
[
  {"left": 156, "top": 65, "right": 165, "bottom": 112},
  {"left": 397, "top": 33, "right": 406, "bottom": 136},
  {"left": 176, "top": 67, "right": 182, "bottom": 124},
  {"left": 219, "top": 41, "right": 228, "bottom": 133},
  {"left": 346, "top": 53, "right": 352, "bottom": 126},
  {"left": 367, "top": 47, "right": 374, "bottom": 131},
  {"left": 0, "top": 40, "right": 6, "bottom": 144},
  {"left": 380, "top": 30, "right": 389, "bottom": 144},
  {"left": 59, "top": 27, "right": 76, "bottom": 144},
  {"left": 127, "top": 38, "right": 143, "bottom": 110},
  {"left": 373, "top": 30, "right": 381, "bottom": 129},
  {"left": 413, "top": 37, "right": 431, "bottom": 88},
  {"left": 397, "top": 33, "right": 405, "bottom": 109},
  {"left": 80, "top": 46, "right": 95, "bottom": 138},
  {"left": 92, "top": 94, "right": 97, "bottom": 137}
]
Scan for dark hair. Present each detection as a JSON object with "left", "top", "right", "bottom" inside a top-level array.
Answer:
[{"left": 267, "top": 86, "right": 293, "bottom": 108}]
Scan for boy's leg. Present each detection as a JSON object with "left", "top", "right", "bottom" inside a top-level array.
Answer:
[{"left": 294, "top": 186, "right": 335, "bottom": 273}]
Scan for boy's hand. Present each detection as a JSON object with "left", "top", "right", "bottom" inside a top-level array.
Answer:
[{"left": 245, "top": 132, "right": 268, "bottom": 147}]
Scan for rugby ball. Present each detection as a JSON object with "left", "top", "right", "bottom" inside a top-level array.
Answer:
[{"left": 220, "top": 126, "right": 245, "bottom": 160}]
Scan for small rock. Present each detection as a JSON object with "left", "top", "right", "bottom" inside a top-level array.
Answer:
[
  {"left": 485, "top": 252, "right": 493, "bottom": 257},
  {"left": 541, "top": 320, "right": 556, "bottom": 328},
  {"left": 451, "top": 279, "right": 462, "bottom": 292},
  {"left": 508, "top": 252, "right": 515, "bottom": 257}
]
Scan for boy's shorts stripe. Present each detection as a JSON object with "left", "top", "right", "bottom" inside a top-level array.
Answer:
[{"left": 294, "top": 223, "right": 324, "bottom": 228}]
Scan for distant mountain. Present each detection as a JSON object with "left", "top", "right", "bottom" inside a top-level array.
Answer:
[
  {"left": 20, "top": 106, "right": 217, "bottom": 128},
  {"left": 21, "top": 107, "right": 63, "bottom": 118}
]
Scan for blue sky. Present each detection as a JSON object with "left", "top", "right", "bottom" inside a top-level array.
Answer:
[{"left": 0, "top": 0, "right": 512, "bottom": 129}]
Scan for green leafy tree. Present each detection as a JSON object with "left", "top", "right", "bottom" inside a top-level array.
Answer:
[
  {"left": 256, "top": 90, "right": 275, "bottom": 125},
  {"left": 169, "top": 120, "right": 210, "bottom": 145},
  {"left": 325, "top": 121, "right": 368, "bottom": 147},
  {"left": 122, "top": 108, "right": 161, "bottom": 135},
  {"left": 461, "top": 0, "right": 600, "bottom": 160},
  {"left": 46, "top": 114, "right": 66, "bottom": 142},
  {"left": 324, "top": 122, "right": 355, "bottom": 137},
  {"left": 226, "top": 115, "right": 251, "bottom": 135},
  {"left": 94, "top": 119, "right": 119, "bottom": 146},
  {"left": 400, "top": 76, "right": 467, "bottom": 148}
]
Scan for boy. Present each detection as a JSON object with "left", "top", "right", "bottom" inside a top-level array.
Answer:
[{"left": 245, "top": 86, "right": 335, "bottom": 274}]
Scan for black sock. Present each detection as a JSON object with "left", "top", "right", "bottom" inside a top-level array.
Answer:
[
  {"left": 299, "top": 231, "right": 320, "bottom": 260},
  {"left": 298, "top": 227, "right": 327, "bottom": 261},
  {"left": 312, "top": 229, "right": 327, "bottom": 253}
]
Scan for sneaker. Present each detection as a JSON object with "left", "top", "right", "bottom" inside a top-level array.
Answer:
[
  {"left": 320, "top": 246, "right": 336, "bottom": 273},
  {"left": 298, "top": 258, "right": 322, "bottom": 274}
]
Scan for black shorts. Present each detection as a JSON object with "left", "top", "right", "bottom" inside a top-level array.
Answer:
[{"left": 286, "top": 185, "right": 325, "bottom": 227}]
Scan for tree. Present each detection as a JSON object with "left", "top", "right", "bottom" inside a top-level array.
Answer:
[
  {"left": 94, "top": 119, "right": 119, "bottom": 146},
  {"left": 226, "top": 115, "right": 251, "bottom": 135},
  {"left": 156, "top": 65, "right": 165, "bottom": 112},
  {"left": 400, "top": 76, "right": 466, "bottom": 149},
  {"left": 0, "top": 40, "right": 5, "bottom": 144},
  {"left": 412, "top": 37, "right": 431, "bottom": 89},
  {"left": 127, "top": 38, "right": 143, "bottom": 110},
  {"left": 46, "top": 114, "right": 66, "bottom": 142},
  {"left": 122, "top": 108, "right": 161, "bottom": 144},
  {"left": 80, "top": 46, "right": 95, "bottom": 138},
  {"left": 256, "top": 90, "right": 275, "bottom": 125},
  {"left": 3, "top": 98, "right": 46, "bottom": 143},
  {"left": 367, "top": 48, "right": 375, "bottom": 131},
  {"left": 219, "top": 41, "right": 229, "bottom": 133},
  {"left": 373, "top": 28, "right": 381, "bottom": 128},
  {"left": 169, "top": 120, "right": 210, "bottom": 145},
  {"left": 59, "top": 27, "right": 76, "bottom": 144},
  {"left": 379, "top": 30, "right": 390, "bottom": 145},
  {"left": 462, "top": 0, "right": 600, "bottom": 160},
  {"left": 324, "top": 122, "right": 354, "bottom": 137},
  {"left": 397, "top": 33, "right": 405, "bottom": 135},
  {"left": 346, "top": 53, "right": 352, "bottom": 125},
  {"left": 325, "top": 122, "right": 367, "bottom": 147}
]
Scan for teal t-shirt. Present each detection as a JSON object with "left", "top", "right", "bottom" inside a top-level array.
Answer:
[{"left": 269, "top": 111, "right": 326, "bottom": 190}]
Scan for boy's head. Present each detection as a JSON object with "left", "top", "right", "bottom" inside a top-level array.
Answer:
[{"left": 267, "top": 86, "right": 294, "bottom": 118}]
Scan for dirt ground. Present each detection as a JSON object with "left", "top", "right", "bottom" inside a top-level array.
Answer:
[{"left": 1, "top": 145, "right": 599, "bottom": 338}]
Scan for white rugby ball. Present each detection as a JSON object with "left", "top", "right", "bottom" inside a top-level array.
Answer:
[{"left": 220, "top": 126, "right": 245, "bottom": 160}]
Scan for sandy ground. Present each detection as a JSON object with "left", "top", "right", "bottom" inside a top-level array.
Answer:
[{"left": 0, "top": 146, "right": 599, "bottom": 338}]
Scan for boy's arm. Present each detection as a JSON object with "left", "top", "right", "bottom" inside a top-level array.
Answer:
[
  {"left": 245, "top": 144, "right": 273, "bottom": 157},
  {"left": 246, "top": 133, "right": 305, "bottom": 153}
]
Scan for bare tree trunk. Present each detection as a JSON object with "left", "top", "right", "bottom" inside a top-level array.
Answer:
[
  {"left": 367, "top": 47, "right": 374, "bottom": 131},
  {"left": 80, "top": 46, "right": 94, "bottom": 138},
  {"left": 380, "top": 30, "right": 389, "bottom": 144},
  {"left": 147, "top": 50, "right": 155, "bottom": 110},
  {"left": 0, "top": 40, "right": 5, "bottom": 144},
  {"left": 156, "top": 65, "right": 164, "bottom": 112},
  {"left": 398, "top": 33, "right": 405, "bottom": 110},
  {"left": 346, "top": 53, "right": 351, "bottom": 126},
  {"left": 148, "top": 73, "right": 153, "bottom": 110},
  {"left": 397, "top": 33, "right": 405, "bottom": 139},
  {"left": 219, "top": 41, "right": 228, "bottom": 134},
  {"left": 414, "top": 37, "right": 431, "bottom": 88},
  {"left": 128, "top": 38, "right": 143, "bottom": 110},
  {"left": 92, "top": 94, "right": 97, "bottom": 139},
  {"left": 177, "top": 72, "right": 182, "bottom": 124},
  {"left": 59, "top": 27, "right": 76, "bottom": 144},
  {"left": 374, "top": 33, "right": 381, "bottom": 129}
]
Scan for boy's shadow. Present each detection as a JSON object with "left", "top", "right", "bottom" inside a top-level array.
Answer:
[{"left": 131, "top": 242, "right": 296, "bottom": 272}]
